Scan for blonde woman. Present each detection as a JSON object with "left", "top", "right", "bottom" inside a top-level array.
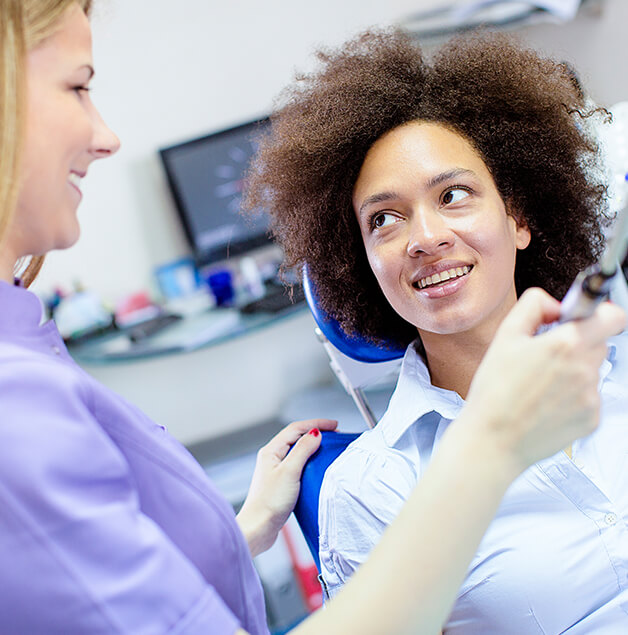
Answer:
[{"left": 0, "top": 2, "right": 623, "bottom": 633}]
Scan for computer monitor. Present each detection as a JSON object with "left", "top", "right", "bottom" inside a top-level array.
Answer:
[{"left": 159, "top": 118, "right": 271, "bottom": 267}]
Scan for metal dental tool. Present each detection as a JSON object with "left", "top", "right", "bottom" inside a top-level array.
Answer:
[{"left": 559, "top": 174, "right": 628, "bottom": 322}]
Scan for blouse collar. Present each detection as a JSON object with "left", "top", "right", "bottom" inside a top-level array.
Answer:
[
  {"left": 380, "top": 341, "right": 464, "bottom": 446},
  {"left": 0, "top": 278, "right": 45, "bottom": 333},
  {"left": 379, "top": 332, "right": 623, "bottom": 448}
]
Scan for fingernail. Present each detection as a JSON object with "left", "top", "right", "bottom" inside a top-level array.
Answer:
[{"left": 308, "top": 428, "right": 320, "bottom": 437}]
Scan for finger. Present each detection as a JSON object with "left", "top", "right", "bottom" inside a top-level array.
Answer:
[
  {"left": 262, "top": 419, "right": 337, "bottom": 461},
  {"left": 279, "top": 427, "right": 324, "bottom": 480},
  {"left": 545, "top": 301, "right": 626, "bottom": 350},
  {"left": 499, "top": 287, "right": 561, "bottom": 337},
  {"left": 286, "top": 418, "right": 338, "bottom": 433},
  {"left": 584, "top": 301, "right": 626, "bottom": 341}
]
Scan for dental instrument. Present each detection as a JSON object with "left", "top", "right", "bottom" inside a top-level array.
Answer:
[{"left": 560, "top": 174, "right": 628, "bottom": 322}]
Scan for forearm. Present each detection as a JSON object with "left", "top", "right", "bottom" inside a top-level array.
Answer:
[
  {"left": 294, "top": 413, "right": 518, "bottom": 635},
  {"left": 236, "top": 506, "right": 275, "bottom": 558}
]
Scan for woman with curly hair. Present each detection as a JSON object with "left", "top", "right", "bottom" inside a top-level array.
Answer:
[{"left": 244, "top": 30, "right": 628, "bottom": 633}]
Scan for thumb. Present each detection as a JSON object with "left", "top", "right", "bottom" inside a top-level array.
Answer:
[
  {"left": 281, "top": 428, "right": 323, "bottom": 480},
  {"left": 591, "top": 301, "right": 627, "bottom": 338},
  {"left": 499, "top": 287, "right": 561, "bottom": 337},
  {"left": 567, "top": 300, "right": 627, "bottom": 347}
]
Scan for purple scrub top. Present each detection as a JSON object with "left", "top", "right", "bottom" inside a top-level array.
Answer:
[{"left": 0, "top": 280, "right": 269, "bottom": 634}]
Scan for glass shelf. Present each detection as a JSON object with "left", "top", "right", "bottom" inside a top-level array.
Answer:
[{"left": 69, "top": 303, "right": 308, "bottom": 365}]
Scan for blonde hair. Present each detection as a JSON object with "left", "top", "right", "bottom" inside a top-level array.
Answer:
[{"left": 0, "top": 0, "right": 91, "bottom": 286}]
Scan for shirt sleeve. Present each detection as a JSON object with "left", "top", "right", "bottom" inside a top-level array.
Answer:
[
  {"left": 318, "top": 445, "right": 417, "bottom": 598},
  {"left": 0, "top": 353, "right": 242, "bottom": 634}
]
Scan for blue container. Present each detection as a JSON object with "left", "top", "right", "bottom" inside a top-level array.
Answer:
[{"left": 205, "top": 269, "right": 234, "bottom": 306}]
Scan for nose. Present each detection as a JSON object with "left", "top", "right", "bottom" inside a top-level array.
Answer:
[
  {"left": 406, "top": 209, "right": 455, "bottom": 257},
  {"left": 89, "top": 105, "right": 121, "bottom": 159}
]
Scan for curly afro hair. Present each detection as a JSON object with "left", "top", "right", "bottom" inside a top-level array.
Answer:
[{"left": 243, "top": 29, "right": 609, "bottom": 348}]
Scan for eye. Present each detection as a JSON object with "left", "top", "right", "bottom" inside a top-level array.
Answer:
[
  {"left": 441, "top": 186, "right": 470, "bottom": 205},
  {"left": 369, "top": 211, "right": 399, "bottom": 230},
  {"left": 72, "top": 85, "right": 91, "bottom": 97}
]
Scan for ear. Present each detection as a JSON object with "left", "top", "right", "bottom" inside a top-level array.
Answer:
[
  {"left": 506, "top": 202, "right": 531, "bottom": 250},
  {"left": 515, "top": 220, "right": 531, "bottom": 250}
]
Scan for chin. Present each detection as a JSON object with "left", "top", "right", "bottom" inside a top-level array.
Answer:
[
  {"left": 54, "top": 227, "right": 81, "bottom": 251},
  {"left": 418, "top": 325, "right": 472, "bottom": 337},
  {"left": 409, "top": 312, "right": 478, "bottom": 337}
]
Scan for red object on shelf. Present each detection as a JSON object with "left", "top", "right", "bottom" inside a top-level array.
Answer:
[
  {"left": 114, "top": 291, "right": 161, "bottom": 327},
  {"left": 281, "top": 516, "right": 323, "bottom": 612}
]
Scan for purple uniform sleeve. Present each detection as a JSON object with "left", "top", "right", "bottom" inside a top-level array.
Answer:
[{"left": 0, "top": 352, "right": 242, "bottom": 634}]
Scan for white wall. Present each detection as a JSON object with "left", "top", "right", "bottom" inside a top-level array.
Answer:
[{"left": 518, "top": 0, "right": 628, "bottom": 106}]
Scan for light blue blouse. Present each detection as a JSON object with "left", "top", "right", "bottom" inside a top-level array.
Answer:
[{"left": 319, "top": 331, "right": 628, "bottom": 634}]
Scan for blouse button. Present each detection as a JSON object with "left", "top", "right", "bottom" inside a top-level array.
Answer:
[
  {"left": 604, "top": 513, "right": 617, "bottom": 526},
  {"left": 51, "top": 346, "right": 62, "bottom": 356}
]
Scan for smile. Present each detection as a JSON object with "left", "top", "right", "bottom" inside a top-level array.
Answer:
[
  {"left": 68, "top": 172, "right": 83, "bottom": 191},
  {"left": 415, "top": 265, "right": 472, "bottom": 290}
]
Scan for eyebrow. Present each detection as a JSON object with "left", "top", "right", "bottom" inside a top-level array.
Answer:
[
  {"left": 426, "top": 167, "right": 476, "bottom": 189},
  {"left": 357, "top": 167, "right": 477, "bottom": 216},
  {"left": 357, "top": 191, "right": 400, "bottom": 216}
]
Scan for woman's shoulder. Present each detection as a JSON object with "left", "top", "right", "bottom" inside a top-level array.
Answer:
[
  {"left": 318, "top": 430, "right": 419, "bottom": 589},
  {"left": 320, "top": 429, "right": 418, "bottom": 518},
  {"left": 0, "top": 336, "right": 89, "bottom": 399}
]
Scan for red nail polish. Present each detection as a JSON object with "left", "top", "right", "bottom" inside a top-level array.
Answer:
[{"left": 308, "top": 428, "right": 320, "bottom": 437}]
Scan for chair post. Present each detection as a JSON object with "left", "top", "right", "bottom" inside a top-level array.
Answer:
[
  {"left": 314, "top": 327, "right": 382, "bottom": 429},
  {"left": 347, "top": 387, "right": 377, "bottom": 429}
]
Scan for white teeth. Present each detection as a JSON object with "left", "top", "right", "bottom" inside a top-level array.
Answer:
[
  {"left": 418, "top": 266, "right": 470, "bottom": 289},
  {"left": 68, "top": 173, "right": 82, "bottom": 188}
]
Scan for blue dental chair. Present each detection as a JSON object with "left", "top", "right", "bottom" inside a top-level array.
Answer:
[{"left": 292, "top": 265, "right": 405, "bottom": 571}]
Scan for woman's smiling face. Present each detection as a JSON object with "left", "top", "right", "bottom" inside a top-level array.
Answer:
[
  {"left": 353, "top": 121, "right": 531, "bottom": 341},
  {"left": 11, "top": 3, "right": 120, "bottom": 261}
]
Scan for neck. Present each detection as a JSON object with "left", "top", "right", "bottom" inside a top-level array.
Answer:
[
  {"left": 0, "top": 251, "right": 17, "bottom": 284},
  {"left": 421, "top": 332, "right": 492, "bottom": 400},
  {"left": 419, "top": 297, "right": 518, "bottom": 400},
  {"left": 1, "top": 221, "right": 28, "bottom": 284}
]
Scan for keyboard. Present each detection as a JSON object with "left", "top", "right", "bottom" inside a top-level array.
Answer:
[
  {"left": 126, "top": 312, "right": 182, "bottom": 342},
  {"left": 239, "top": 283, "right": 306, "bottom": 314}
]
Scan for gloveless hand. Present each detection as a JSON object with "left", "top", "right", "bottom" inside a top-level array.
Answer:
[
  {"left": 237, "top": 417, "right": 337, "bottom": 557},
  {"left": 461, "top": 287, "right": 626, "bottom": 478}
]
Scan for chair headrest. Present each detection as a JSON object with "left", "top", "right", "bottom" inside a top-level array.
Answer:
[{"left": 302, "top": 263, "right": 405, "bottom": 363}]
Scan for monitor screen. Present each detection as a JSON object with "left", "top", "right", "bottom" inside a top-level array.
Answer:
[{"left": 159, "top": 118, "right": 271, "bottom": 266}]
